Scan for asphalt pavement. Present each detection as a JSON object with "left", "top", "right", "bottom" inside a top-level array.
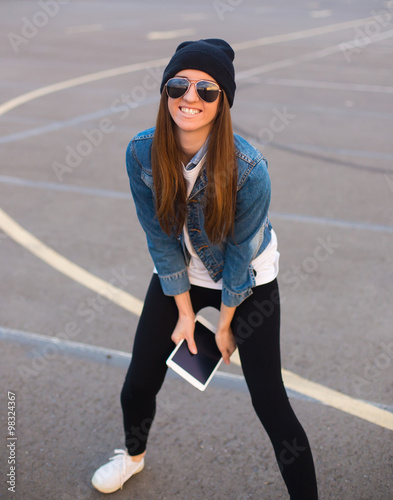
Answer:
[{"left": 0, "top": 1, "right": 392, "bottom": 499}]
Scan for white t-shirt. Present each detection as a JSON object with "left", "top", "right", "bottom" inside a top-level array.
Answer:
[{"left": 182, "top": 156, "right": 280, "bottom": 290}]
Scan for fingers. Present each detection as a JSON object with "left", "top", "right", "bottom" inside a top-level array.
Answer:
[
  {"left": 170, "top": 333, "right": 197, "bottom": 355},
  {"left": 171, "top": 318, "right": 197, "bottom": 355},
  {"left": 220, "top": 348, "right": 232, "bottom": 365},
  {"left": 216, "top": 330, "right": 236, "bottom": 365},
  {"left": 186, "top": 337, "right": 198, "bottom": 355}
]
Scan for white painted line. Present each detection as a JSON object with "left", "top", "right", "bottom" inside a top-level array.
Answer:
[
  {"left": 0, "top": 95, "right": 160, "bottom": 145},
  {"left": 1, "top": 206, "right": 393, "bottom": 431},
  {"left": 147, "top": 29, "right": 196, "bottom": 41},
  {"left": 0, "top": 208, "right": 143, "bottom": 317},
  {"left": 310, "top": 10, "right": 332, "bottom": 19},
  {"left": 0, "top": 108, "right": 116, "bottom": 144},
  {"left": 1, "top": 325, "right": 392, "bottom": 431},
  {"left": 65, "top": 24, "right": 103, "bottom": 34},
  {"left": 0, "top": 15, "right": 386, "bottom": 118},
  {"left": 281, "top": 143, "right": 393, "bottom": 161},
  {"left": 236, "top": 29, "right": 393, "bottom": 80},
  {"left": 0, "top": 325, "right": 132, "bottom": 361},
  {"left": 0, "top": 57, "right": 170, "bottom": 118},
  {"left": 231, "top": 15, "right": 383, "bottom": 50},
  {"left": 269, "top": 212, "right": 393, "bottom": 235},
  {"left": 0, "top": 176, "right": 130, "bottom": 199},
  {"left": 1, "top": 176, "right": 393, "bottom": 234},
  {"left": 252, "top": 77, "right": 393, "bottom": 95},
  {"left": 1, "top": 14, "right": 392, "bottom": 430}
]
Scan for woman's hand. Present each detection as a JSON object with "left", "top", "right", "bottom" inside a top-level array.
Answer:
[
  {"left": 216, "top": 302, "right": 237, "bottom": 365},
  {"left": 215, "top": 326, "right": 237, "bottom": 365},
  {"left": 171, "top": 314, "right": 197, "bottom": 354},
  {"left": 172, "top": 291, "right": 197, "bottom": 354}
]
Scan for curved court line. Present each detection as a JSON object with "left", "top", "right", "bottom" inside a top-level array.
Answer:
[
  {"left": 1, "top": 325, "right": 392, "bottom": 430},
  {"left": 1, "top": 207, "right": 392, "bottom": 431},
  {"left": 0, "top": 57, "right": 170, "bottom": 118},
  {"left": 0, "top": 208, "right": 143, "bottom": 317},
  {"left": 0, "top": 14, "right": 383, "bottom": 118},
  {"left": 1, "top": 15, "right": 392, "bottom": 430},
  {"left": 282, "top": 371, "right": 393, "bottom": 431}
]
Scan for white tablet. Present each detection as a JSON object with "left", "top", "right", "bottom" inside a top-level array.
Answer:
[{"left": 166, "top": 315, "right": 223, "bottom": 391}]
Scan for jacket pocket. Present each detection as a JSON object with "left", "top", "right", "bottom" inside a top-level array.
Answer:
[{"left": 141, "top": 168, "right": 153, "bottom": 189}]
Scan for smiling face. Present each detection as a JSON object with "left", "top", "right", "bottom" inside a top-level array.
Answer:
[{"left": 167, "top": 69, "right": 221, "bottom": 148}]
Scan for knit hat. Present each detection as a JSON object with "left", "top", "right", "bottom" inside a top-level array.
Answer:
[{"left": 160, "top": 38, "right": 236, "bottom": 107}]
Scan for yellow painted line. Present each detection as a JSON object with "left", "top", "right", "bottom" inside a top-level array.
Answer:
[
  {"left": 1, "top": 206, "right": 392, "bottom": 431},
  {"left": 0, "top": 208, "right": 143, "bottom": 317},
  {"left": 282, "top": 370, "right": 393, "bottom": 431},
  {"left": 1, "top": 16, "right": 393, "bottom": 430}
]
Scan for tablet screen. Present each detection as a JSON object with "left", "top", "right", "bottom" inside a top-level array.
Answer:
[{"left": 170, "top": 320, "right": 222, "bottom": 386}]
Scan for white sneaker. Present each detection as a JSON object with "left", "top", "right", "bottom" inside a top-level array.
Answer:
[{"left": 91, "top": 449, "right": 145, "bottom": 493}]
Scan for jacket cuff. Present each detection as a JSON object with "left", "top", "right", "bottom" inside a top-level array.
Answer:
[
  {"left": 222, "top": 286, "right": 253, "bottom": 308},
  {"left": 158, "top": 269, "right": 191, "bottom": 296}
]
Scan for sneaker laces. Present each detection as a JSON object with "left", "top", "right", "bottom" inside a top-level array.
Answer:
[{"left": 109, "top": 449, "right": 130, "bottom": 488}]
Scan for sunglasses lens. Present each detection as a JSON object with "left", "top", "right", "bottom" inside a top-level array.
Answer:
[
  {"left": 166, "top": 78, "right": 221, "bottom": 102},
  {"left": 166, "top": 78, "right": 189, "bottom": 99},
  {"left": 196, "top": 81, "right": 220, "bottom": 102}
]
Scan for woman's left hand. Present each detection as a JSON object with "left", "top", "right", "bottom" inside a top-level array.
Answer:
[{"left": 215, "top": 326, "right": 237, "bottom": 365}]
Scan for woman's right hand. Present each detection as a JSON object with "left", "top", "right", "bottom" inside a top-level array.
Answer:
[{"left": 171, "top": 314, "right": 197, "bottom": 354}]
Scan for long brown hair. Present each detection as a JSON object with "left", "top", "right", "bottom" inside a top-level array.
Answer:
[{"left": 151, "top": 91, "right": 237, "bottom": 244}]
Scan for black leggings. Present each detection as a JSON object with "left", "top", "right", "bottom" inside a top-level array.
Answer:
[{"left": 121, "top": 274, "right": 318, "bottom": 499}]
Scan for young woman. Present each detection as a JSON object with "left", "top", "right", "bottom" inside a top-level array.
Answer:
[{"left": 92, "top": 39, "right": 318, "bottom": 499}]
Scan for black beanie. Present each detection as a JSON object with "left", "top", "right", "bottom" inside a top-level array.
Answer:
[{"left": 160, "top": 38, "right": 236, "bottom": 108}]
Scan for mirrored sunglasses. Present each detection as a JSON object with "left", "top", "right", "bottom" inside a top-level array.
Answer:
[{"left": 165, "top": 77, "right": 222, "bottom": 103}]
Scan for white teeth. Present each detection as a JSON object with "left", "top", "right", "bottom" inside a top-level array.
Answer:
[{"left": 180, "top": 107, "right": 200, "bottom": 115}]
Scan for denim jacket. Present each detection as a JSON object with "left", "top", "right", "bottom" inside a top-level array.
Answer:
[{"left": 126, "top": 127, "right": 273, "bottom": 307}]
